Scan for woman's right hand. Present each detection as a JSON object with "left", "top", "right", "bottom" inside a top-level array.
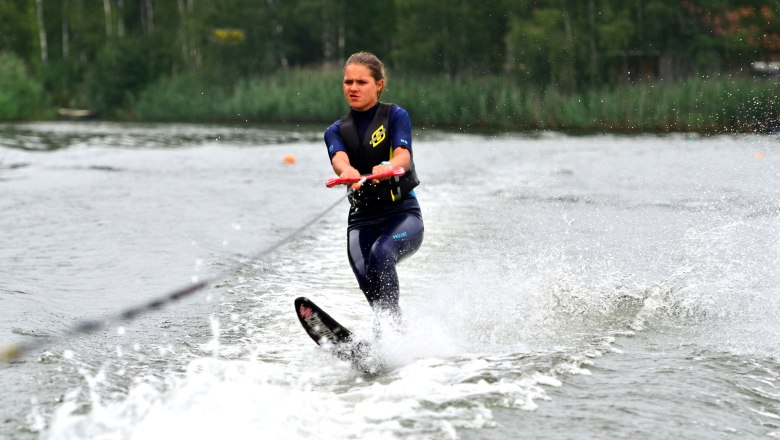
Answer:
[
  {"left": 339, "top": 167, "right": 363, "bottom": 190},
  {"left": 331, "top": 151, "right": 362, "bottom": 190}
]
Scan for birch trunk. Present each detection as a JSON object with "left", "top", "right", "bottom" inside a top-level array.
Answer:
[
  {"left": 117, "top": 0, "right": 125, "bottom": 37},
  {"left": 62, "top": 0, "right": 70, "bottom": 58},
  {"left": 103, "top": 0, "right": 113, "bottom": 37},
  {"left": 146, "top": 0, "right": 154, "bottom": 35},
  {"left": 588, "top": 0, "right": 598, "bottom": 85},
  {"left": 35, "top": 0, "right": 48, "bottom": 63}
]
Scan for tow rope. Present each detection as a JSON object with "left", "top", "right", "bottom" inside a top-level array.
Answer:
[{"left": 0, "top": 190, "right": 350, "bottom": 362}]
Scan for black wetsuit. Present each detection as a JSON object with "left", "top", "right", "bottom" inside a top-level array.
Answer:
[{"left": 324, "top": 102, "right": 424, "bottom": 315}]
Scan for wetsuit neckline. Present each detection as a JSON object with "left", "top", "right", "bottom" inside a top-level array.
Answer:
[
  {"left": 350, "top": 102, "right": 380, "bottom": 117},
  {"left": 350, "top": 102, "right": 382, "bottom": 143}
]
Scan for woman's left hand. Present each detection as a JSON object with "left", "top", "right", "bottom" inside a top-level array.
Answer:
[{"left": 371, "top": 162, "right": 394, "bottom": 184}]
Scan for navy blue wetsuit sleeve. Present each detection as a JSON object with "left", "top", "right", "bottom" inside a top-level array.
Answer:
[
  {"left": 324, "top": 119, "right": 345, "bottom": 160},
  {"left": 389, "top": 106, "right": 412, "bottom": 155}
]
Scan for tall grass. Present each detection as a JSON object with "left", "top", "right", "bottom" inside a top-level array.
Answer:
[
  {"left": 133, "top": 68, "right": 780, "bottom": 133},
  {"left": 134, "top": 69, "right": 344, "bottom": 123}
]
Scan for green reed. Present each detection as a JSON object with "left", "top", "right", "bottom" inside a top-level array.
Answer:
[{"left": 133, "top": 68, "right": 780, "bottom": 133}]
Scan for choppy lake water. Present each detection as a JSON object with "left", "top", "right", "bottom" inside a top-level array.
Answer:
[{"left": 1, "top": 122, "right": 778, "bottom": 439}]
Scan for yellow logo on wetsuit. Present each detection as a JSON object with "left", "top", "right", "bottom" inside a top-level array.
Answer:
[{"left": 370, "top": 125, "right": 386, "bottom": 147}]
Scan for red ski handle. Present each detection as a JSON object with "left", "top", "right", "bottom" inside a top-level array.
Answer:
[{"left": 325, "top": 167, "right": 405, "bottom": 188}]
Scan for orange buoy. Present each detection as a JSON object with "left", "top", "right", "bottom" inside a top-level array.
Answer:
[{"left": 282, "top": 154, "right": 297, "bottom": 164}]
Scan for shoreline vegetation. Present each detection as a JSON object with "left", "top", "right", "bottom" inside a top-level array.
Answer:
[
  {"left": 4, "top": 1, "right": 779, "bottom": 134},
  {"left": 3, "top": 62, "right": 779, "bottom": 134}
]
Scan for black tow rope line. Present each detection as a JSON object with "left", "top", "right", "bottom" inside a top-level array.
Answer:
[{"left": 1, "top": 191, "right": 352, "bottom": 363}]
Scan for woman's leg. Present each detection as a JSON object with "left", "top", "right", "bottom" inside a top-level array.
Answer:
[{"left": 347, "top": 213, "right": 424, "bottom": 315}]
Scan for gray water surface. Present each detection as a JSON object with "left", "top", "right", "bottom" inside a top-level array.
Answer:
[{"left": 1, "top": 123, "right": 778, "bottom": 439}]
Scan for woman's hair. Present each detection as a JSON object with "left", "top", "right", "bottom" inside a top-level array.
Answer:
[{"left": 344, "top": 52, "right": 387, "bottom": 97}]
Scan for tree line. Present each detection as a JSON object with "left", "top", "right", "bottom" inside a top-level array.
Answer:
[{"left": 0, "top": 0, "right": 778, "bottom": 121}]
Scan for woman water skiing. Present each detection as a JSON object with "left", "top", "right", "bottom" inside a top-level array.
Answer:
[{"left": 323, "top": 52, "right": 424, "bottom": 329}]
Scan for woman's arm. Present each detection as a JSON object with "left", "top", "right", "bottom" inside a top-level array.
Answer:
[
  {"left": 370, "top": 147, "right": 410, "bottom": 183},
  {"left": 330, "top": 151, "right": 362, "bottom": 189}
]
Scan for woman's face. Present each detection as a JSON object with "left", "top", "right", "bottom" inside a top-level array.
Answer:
[{"left": 343, "top": 63, "right": 383, "bottom": 111}]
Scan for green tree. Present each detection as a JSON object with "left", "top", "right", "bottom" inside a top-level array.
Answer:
[
  {"left": 85, "top": 38, "right": 155, "bottom": 114},
  {"left": 506, "top": 4, "right": 578, "bottom": 91},
  {"left": 0, "top": 1, "right": 38, "bottom": 65},
  {"left": 0, "top": 53, "right": 46, "bottom": 120},
  {"left": 392, "top": 0, "right": 507, "bottom": 76}
]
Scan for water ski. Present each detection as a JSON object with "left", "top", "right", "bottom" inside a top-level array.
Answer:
[{"left": 294, "top": 297, "right": 380, "bottom": 373}]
